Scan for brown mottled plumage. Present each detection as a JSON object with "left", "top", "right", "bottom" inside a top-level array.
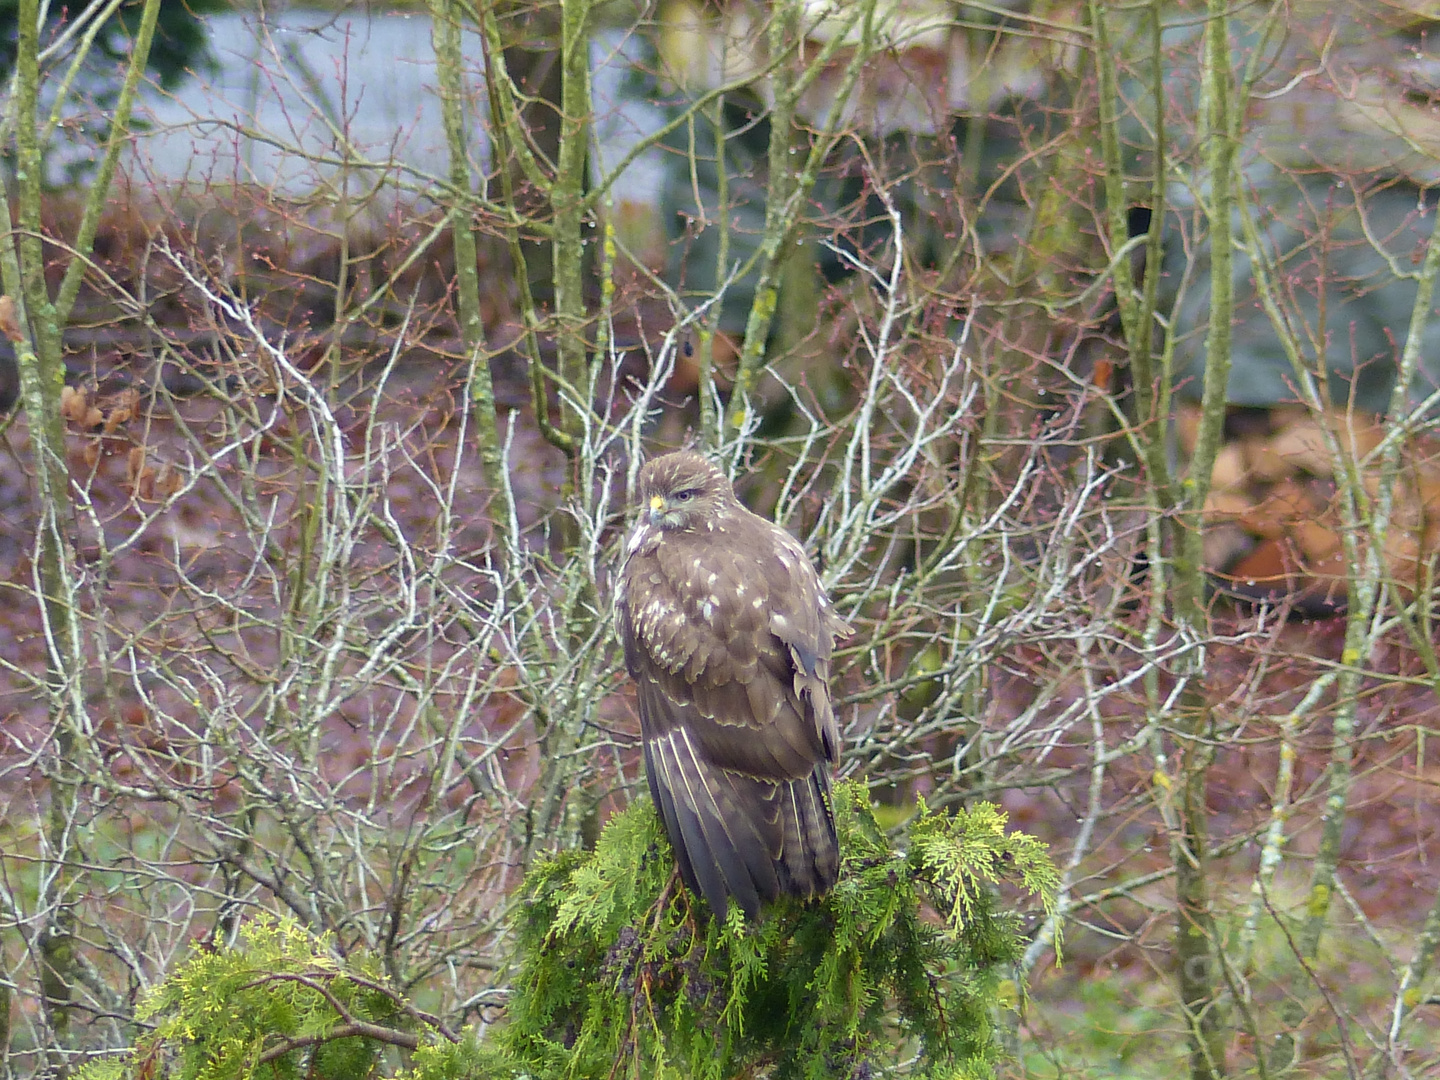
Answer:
[{"left": 616, "top": 451, "right": 851, "bottom": 919}]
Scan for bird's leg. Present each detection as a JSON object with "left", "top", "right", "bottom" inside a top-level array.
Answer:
[{"left": 648, "top": 867, "right": 680, "bottom": 934}]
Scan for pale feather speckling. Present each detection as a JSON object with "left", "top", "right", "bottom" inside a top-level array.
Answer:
[{"left": 616, "top": 451, "right": 852, "bottom": 919}]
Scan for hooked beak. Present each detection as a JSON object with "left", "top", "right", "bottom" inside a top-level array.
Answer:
[{"left": 647, "top": 493, "right": 665, "bottom": 525}]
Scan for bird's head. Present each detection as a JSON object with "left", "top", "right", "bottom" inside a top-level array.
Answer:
[{"left": 636, "top": 451, "right": 733, "bottom": 532}]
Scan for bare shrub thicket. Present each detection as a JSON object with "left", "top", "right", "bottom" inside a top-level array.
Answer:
[{"left": 2, "top": 0, "right": 1439, "bottom": 1076}]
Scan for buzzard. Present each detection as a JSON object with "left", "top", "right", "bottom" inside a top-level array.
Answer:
[{"left": 617, "top": 451, "right": 851, "bottom": 919}]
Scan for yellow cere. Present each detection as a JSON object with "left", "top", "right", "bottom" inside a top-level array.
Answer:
[{"left": 650, "top": 495, "right": 665, "bottom": 511}]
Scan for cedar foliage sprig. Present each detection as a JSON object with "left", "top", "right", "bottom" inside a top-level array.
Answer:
[
  {"left": 482, "top": 781, "right": 1060, "bottom": 1079},
  {"left": 75, "top": 917, "right": 464, "bottom": 1080},
  {"left": 75, "top": 784, "right": 1056, "bottom": 1080}
]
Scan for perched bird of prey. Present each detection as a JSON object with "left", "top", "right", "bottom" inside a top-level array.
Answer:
[{"left": 617, "top": 451, "right": 851, "bottom": 919}]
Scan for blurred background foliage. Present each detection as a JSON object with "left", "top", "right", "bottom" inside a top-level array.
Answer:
[{"left": 0, "top": 0, "right": 220, "bottom": 93}]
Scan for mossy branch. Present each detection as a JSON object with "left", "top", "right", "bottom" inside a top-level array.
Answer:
[
  {"left": 725, "top": 0, "right": 878, "bottom": 433},
  {"left": 51, "top": 0, "right": 160, "bottom": 327},
  {"left": 1171, "top": 3, "right": 1237, "bottom": 1077},
  {"left": 429, "top": 0, "right": 504, "bottom": 500},
  {"left": 2, "top": 0, "right": 161, "bottom": 1054},
  {"left": 550, "top": 0, "right": 594, "bottom": 447}
]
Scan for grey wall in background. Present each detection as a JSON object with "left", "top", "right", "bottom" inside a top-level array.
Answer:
[{"left": 120, "top": 11, "right": 662, "bottom": 205}]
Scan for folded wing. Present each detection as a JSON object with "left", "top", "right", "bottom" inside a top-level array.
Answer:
[{"left": 620, "top": 516, "right": 846, "bottom": 919}]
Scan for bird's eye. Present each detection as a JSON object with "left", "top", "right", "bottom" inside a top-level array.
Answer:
[{"left": 675, "top": 489, "right": 694, "bottom": 502}]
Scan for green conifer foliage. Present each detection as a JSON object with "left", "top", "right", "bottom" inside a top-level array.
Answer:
[
  {"left": 76, "top": 917, "right": 428, "bottom": 1080},
  {"left": 75, "top": 787, "right": 1056, "bottom": 1080},
  {"left": 481, "top": 782, "right": 1059, "bottom": 1079}
]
